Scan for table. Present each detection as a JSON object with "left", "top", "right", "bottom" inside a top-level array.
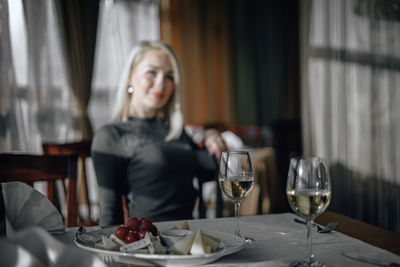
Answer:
[
  {"left": 316, "top": 211, "right": 400, "bottom": 255},
  {"left": 57, "top": 212, "right": 400, "bottom": 266}
]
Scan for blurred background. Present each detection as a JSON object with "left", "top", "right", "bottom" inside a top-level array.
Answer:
[{"left": 1, "top": 0, "right": 399, "bottom": 233}]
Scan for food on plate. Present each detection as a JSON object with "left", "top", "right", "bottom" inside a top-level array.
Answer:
[
  {"left": 94, "top": 217, "right": 222, "bottom": 255},
  {"left": 115, "top": 225, "right": 129, "bottom": 239},
  {"left": 96, "top": 217, "right": 164, "bottom": 254},
  {"left": 100, "top": 235, "right": 118, "bottom": 251},
  {"left": 162, "top": 225, "right": 222, "bottom": 255},
  {"left": 120, "top": 231, "right": 167, "bottom": 254},
  {"left": 170, "top": 220, "right": 190, "bottom": 230},
  {"left": 167, "top": 231, "right": 196, "bottom": 255},
  {"left": 126, "top": 231, "right": 139, "bottom": 243},
  {"left": 181, "top": 221, "right": 190, "bottom": 230},
  {"left": 115, "top": 217, "right": 159, "bottom": 242},
  {"left": 190, "top": 229, "right": 219, "bottom": 255},
  {"left": 160, "top": 229, "right": 192, "bottom": 247},
  {"left": 127, "top": 217, "right": 140, "bottom": 231}
]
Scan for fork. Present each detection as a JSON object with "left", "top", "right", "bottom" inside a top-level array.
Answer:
[
  {"left": 98, "top": 254, "right": 114, "bottom": 264},
  {"left": 294, "top": 218, "right": 338, "bottom": 233}
]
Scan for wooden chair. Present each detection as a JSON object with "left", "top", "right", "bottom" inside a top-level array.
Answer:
[
  {"left": 0, "top": 153, "right": 78, "bottom": 227},
  {"left": 41, "top": 140, "right": 95, "bottom": 226},
  {"left": 212, "top": 147, "right": 281, "bottom": 217},
  {"left": 241, "top": 147, "right": 282, "bottom": 215}
]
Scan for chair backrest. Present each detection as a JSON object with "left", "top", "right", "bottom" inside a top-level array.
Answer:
[
  {"left": 42, "top": 140, "right": 92, "bottom": 158},
  {"left": 42, "top": 140, "right": 95, "bottom": 226},
  {"left": 0, "top": 153, "right": 78, "bottom": 227}
]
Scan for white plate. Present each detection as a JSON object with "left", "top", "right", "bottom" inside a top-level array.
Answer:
[{"left": 74, "top": 227, "right": 246, "bottom": 266}]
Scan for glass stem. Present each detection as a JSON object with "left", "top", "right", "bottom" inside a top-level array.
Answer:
[
  {"left": 234, "top": 201, "right": 241, "bottom": 237},
  {"left": 306, "top": 220, "right": 315, "bottom": 264}
]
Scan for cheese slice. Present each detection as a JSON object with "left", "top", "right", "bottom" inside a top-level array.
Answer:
[
  {"left": 148, "top": 240, "right": 167, "bottom": 254},
  {"left": 109, "top": 234, "right": 125, "bottom": 247},
  {"left": 120, "top": 233, "right": 152, "bottom": 253},
  {"left": 190, "top": 229, "right": 211, "bottom": 255},
  {"left": 101, "top": 236, "right": 118, "bottom": 250},
  {"left": 168, "top": 231, "right": 195, "bottom": 255},
  {"left": 181, "top": 221, "right": 190, "bottom": 230},
  {"left": 202, "top": 233, "right": 220, "bottom": 252}
]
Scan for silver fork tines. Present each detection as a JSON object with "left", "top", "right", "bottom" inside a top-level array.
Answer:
[
  {"left": 294, "top": 218, "right": 338, "bottom": 233},
  {"left": 317, "top": 221, "right": 338, "bottom": 233},
  {"left": 99, "top": 254, "right": 114, "bottom": 263}
]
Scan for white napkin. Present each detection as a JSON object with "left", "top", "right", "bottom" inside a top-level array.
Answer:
[
  {"left": 0, "top": 226, "right": 107, "bottom": 267},
  {"left": 2, "top": 182, "right": 65, "bottom": 235}
]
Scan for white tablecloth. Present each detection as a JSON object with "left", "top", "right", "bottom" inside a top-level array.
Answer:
[{"left": 57, "top": 213, "right": 400, "bottom": 266}]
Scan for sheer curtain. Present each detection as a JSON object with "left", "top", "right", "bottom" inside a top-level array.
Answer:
[
  {"left": 1, "top": 0, "right": 159, "bottom": 151},
  {"left": 23, "top": 0, "right": 77, "bottom": 145},
  {"left": 0, "top": 0, "right": 17, "bottom": 152},
  {"left": 1, "top": 0, "right": 86, "bottom": 153},
  {"left": 0, "top": 0, "right": 44, "bottom": 153},
  {"left": 301, "top": 0, "right": 400, "bottom": 233},
  {"left": 90, "top": 0, "right": 159, "bottom": 130}
]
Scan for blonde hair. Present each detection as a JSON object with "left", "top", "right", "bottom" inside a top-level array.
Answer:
[{"left": 112, "top": 41, "right": 184, "bottom": 141}]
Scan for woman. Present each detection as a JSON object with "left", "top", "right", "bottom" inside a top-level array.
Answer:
[{"left": 92, "top": 41, "right": 226, "bottom": 225}]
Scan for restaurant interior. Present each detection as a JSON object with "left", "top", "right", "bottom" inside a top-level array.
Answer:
[{"left": 1, "top": 0, "right": 400, "bottom": 265}]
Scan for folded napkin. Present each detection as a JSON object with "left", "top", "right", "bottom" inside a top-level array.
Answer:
[
  {"left": 0, "top": 226, "right": 107, "bottom": 267},
  {"left": 2, "top": 182, "right": 65, "bottom": 235}
]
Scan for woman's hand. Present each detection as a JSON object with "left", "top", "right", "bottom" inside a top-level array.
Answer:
[{"left": 204, "top": 129, "right": 227, "bottom": 162}]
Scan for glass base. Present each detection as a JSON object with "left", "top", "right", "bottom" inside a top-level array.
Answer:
[
  {"left": 289, "top": 260, "right": 329, "bottom": 267},
  {"left": 235, "top": 232, "right": 255, "bottom": 244},
  {"left": 244, "top": 236, "right": 254, "bottom": 243}
]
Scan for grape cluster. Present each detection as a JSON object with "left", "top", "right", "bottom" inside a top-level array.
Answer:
[{"left": 115, "top": 217, "right": 158, "bottom": 244}]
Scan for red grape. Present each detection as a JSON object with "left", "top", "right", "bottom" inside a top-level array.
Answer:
[
  {"left": 138, "top": 228, "right": 149, "bottom": 239},
  {"left": 125, "top": 231, "right": 139, "bottom": 243},
  {"left": 140, "top": 219, "right": 153, "bottom": 230},
  {"left": 115, "top": 225, "right": 129, "bottom": 239},
  {"left": 127, "top": 217, "right": 140, "bottom": 232}
]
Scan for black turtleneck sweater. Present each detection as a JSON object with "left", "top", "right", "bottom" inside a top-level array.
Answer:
[{"left": 91, "top": 117, "right": 217, "bottom": 225}]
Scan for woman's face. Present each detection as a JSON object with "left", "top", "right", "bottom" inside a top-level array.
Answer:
[{"left": 129, "top": 50, "right": 175, "bottom": 117}]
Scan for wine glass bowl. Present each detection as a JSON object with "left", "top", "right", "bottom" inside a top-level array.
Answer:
[
  {"left": 286, "top": 157, "right": 332, "bottom": 266},
  {"left": 218, "top": 151, "right": 254, "bottom": 242}
]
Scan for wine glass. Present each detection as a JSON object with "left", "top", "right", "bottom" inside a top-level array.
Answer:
[
  {"left": 218, "top": 151, "right": 254, "bottom": 243},
  {"left": 286, "top": 157, "right": 332, "bottom": 266}
]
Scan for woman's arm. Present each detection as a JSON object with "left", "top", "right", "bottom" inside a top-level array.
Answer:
[
  {"left": 203, "top": 128, "right": 227, "bottom": 163},
  {"left": 179, "top": 129, "right": 225, "bottom": 182}
]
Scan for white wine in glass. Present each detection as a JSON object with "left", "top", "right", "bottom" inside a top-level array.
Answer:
[
  {"left": 218, "top": 151, "right": 254, "bottom": 243},
  {"left": 286, "top": 157, "right": 331, "bottom": 266}
]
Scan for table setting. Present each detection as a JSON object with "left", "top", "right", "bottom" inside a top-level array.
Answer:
[
  {"left": 60, "top": 154, "right": 400, "bottom": 266},
  {"left": 55, "top": 212, "right": 399, "bottom": 267},
  {"left": 1, "top": 155, "right": 400, "bottom": 267}
]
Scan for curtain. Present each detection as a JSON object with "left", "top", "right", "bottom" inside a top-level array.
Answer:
[
  {"left": 301, "top": 0, "right": 400, "bottom": 233},
  {"left": 1, "top": 0, "right": 48, "bottom": 153},
  {"left": 54, "top": 0, "right": 99, "bottom": 140},
  {"left": 230, "top": 0, "right": 300, "bottom": 126},
  {"left": 0, "top": 0, "right": 20, "bottom": 152},
  {"left": 22, "top": 0, "right": 74, "bottom": 147},
  {"left": 1, "top": 0, "right": 99, "bottom": 152},
  {"left": 90, "top": 0, "right": 159, "bottom": 130}
]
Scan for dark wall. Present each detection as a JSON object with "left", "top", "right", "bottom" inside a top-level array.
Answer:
[
  {"left": 229, "top": 0, "right": 300, "bottom": 126},
  {"left": 229, "top": 1, "right": 302, "bottom": 204}
]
